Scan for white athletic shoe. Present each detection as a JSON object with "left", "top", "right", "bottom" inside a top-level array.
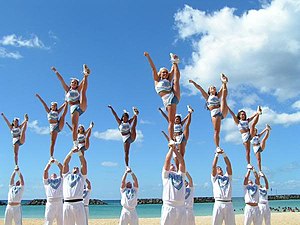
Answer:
[
  {"left": 126, "top": 166, "right": 131, "bottom": 173},
  {"left": 89, "top": 122, "right": 94, "bottom": 129},
  {"left": 24, "top": 114, "right": 29, "bottom": 121},
  {"left": 257, "top": 106, "right": 262, "bottom": 115},
  {"left": 266, "top": 124, "right": 271, "bottom": 131},
  {"left": 83, "top": 64, "right": 90, "bottom": 76},
  {"left": 170, "top": 53, "right": 180, "bottom": 64},
  {"left": 259, "top": 171, "right": 265, "bottom": 177},
  {"left": 50, "top": 156, "right": 55, "bottom": 161},
  {"left": 216, "top": 147, "right": 223, "bottom": 154},
  {"left": 247, "top": 164, "right": 253, "bottom": 169},
  {"left": 187, "top": 105, "right": 194, "bottom": 113},
  {"left": 15, "top": 165, "right": 19, "bottom": 170},
  {"left": 220, "top": 73, "right": 228, "bottom": 83},
  {"left": 132, "top": 107, "right": 139, "bottom": 115}
]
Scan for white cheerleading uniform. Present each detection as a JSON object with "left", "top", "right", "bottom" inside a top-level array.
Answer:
[
  {"left": 119, "top": 187, "right": 139, "bottom": 225},
  {"left": 63, "top": 172, "right": 87, "bottom": 225},
  {"left": 161, "top": 169, "right": 186, "bottom": 225},
  {"left": 207, "top": 95, "right": 222, "bottom": 118},
  {"left": 251, "top": 135, "right": 263, "bottom": 154},
  {"left": 185, "top": 186, "right": 195, "bottom": 225},
  {"left": 11, "top": 127, "right": 22, "bottom": 145},
  {"left": 244, "top": 184, "right": 261, "bottom": 225},
  {"left": 119, "top": 122, "right": 132, "bottom": 143},
  {"left": 4, "top": 185, "right": 24, "bottom": 225},
  {"left": 155, "top": 79, "right": 178, "bottom": 108},
  {"left": 83, "top": 187, "right": 91, "bottom": 225},
  {"left": 43, "top": 177, "right": 63, "bottom": 225},
  {"left": 238, "top": 120, "right": 251, "bottom": 143},
  {"left": 48, "top": 111, "right": 60, "bottom": 133},
  {"left": 259, "top": 187, "right": 271, "bottom": 225},
  {"left": 78, "top": 133, "right": 87, "bottom": 151},
  {"left": 211, "top": 173, "right": 236, "bottom": 225}
]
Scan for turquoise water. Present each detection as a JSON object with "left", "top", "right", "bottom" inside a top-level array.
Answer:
[{"left": 0, "top": 198, "right": 299, "bottom": 219}]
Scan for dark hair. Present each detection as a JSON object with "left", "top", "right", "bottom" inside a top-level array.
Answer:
[
  {"left": 207, "top": 86, "right": 218, "bottom": 96},
  {"left": 121, "top": 113, "right": 129, "bottom": 121},
  {"left": 77, "top": 125, "right": 85, "bottom": 133},
  {"left": 11, "top": 118, "right": 19, "bottom": 127},
  {"left": 237, "top": 110, "right": 247, "bottom": 120}
]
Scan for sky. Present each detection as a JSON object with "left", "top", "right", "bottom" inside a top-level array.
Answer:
[{"left": 0, "top": 0, "right": 300, "bottom": 200}]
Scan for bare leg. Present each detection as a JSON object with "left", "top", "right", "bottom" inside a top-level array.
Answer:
[
  {"left": 211, "top": 116, "right": 221, "bottom": 148},
  {"left": 260, "top": 129, "right": 270, "bottom": 151},
  {"left": 244, "top": 141, "right": 251, "bottom": 164},
  {"left": 124, "top": 142, "right": 130, "bottom": 166},
  {"left": 167, "top": 105, "right": 176, "bottom": 141},
  {"left": 80, "top": 75, "right": 88, "bottom": 112},
  {"left": 19, "top": 121, "right": 27, "bottom": 144},
  {"left": 50, "top": 131, "right": 58, "bottom": 157},
  {"left": 250, "top": 114, "right": 260, "bottom": 137},
  {"left": 13, "top": 144, "right": 19, "bottom": 166},
  {"left": 130, "top": 115, "right": 138, "bottom": 142},
  {"left": 221, "top": 82, "right": 228, "bottom": 117},
  {"left": 172, "top": 63, "right": 181, "bottom": 101},
  {"left": 85, "top": 128, "right": 92, "bottom": 150},
  {"left": 71, "top": 112, "right": 79, "bottom": 141},
  {"left": 256, "top": 152, "right": 262, "bottom": 171},
  {"left": 58, "top": 103, "right": 68, "bottom": 131}
]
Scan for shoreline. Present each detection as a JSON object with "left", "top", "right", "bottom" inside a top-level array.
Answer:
[{"left": 0, "top": 212, "right": 298, "bottom": 225}]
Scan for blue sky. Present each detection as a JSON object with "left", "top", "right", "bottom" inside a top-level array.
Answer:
[{"left": 0, "top": 0, "right": 300, "bottom": 200}]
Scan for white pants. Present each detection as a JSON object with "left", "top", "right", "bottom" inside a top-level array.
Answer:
[
  {"left": 63, "top": 201, "right": 86, "bottom": 225},
  {"left": 45, "top": 201, "right": 63, "bottom": 225},
  {"left": 4, "top": 205, "right": 22, "bottom": 225},
  {"left": 161, "top": 204, "right": 186, "bottom": 225},
  {"left": 259, "top": 203, "right": 271, "bottom": 225},
  {"left": 119, "top": 207, "right": 139, "bottom": 225},
  {"left": 186, "top": 208, "right": 195, "bottom": 225},
  {"left": 244, "top": 205, "right": 262, "bottom": 225},
  {"left": 212, "top": 201, "right": 236, "bottom": 225},
  {"left": 84, "top": 206, "right": 89, "bottom": 225}
]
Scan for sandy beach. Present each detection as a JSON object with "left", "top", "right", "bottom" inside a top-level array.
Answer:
[{"left": 0, "top": 212, "right": 299, "bottom": 225}]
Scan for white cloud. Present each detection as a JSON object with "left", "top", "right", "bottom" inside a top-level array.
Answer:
[
  {"left": 0, "top": 34, "right": 48, "bottom": 49},
  {"left": 93, "top": 129, "right": 144, "bottom": 142},
  {"left": 101, "top": 161, "right": 118, "bottom": 167},
  {"left": 292, "top": 100, "right": 300, "bottom": 110},
  {"left": 175, "top": 0, "right": 300, "bottom": 101},
  {"left": 223, "top": 106, "right": 300, "bottom": 144},
  {"left": 28, "top": 120, "right": 49, "bottom": 135},
  {"left": 0, "top": 47, "right": 22, "bottom": 59},
  {"left": 140, "top": 119, "right": 152, "bottom": 125}
]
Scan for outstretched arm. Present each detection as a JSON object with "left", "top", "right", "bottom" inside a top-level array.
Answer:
[
  {"left": 62, "top": 150, "right": 74, "bottom": 174},
  {"left": 171, "top": 144, "right": 186, "bottom": 173},
  {"left": 186, "top": 171, "right": 193, "bottom": 187},
  {"left": 43, "top": 159, "right": 54, "bottom": 179},
  {"left": 120, "top": 171, "right": 128, "bottom": 189},
  {"left": 163, "top": 146, "right": 173, "bottom": 171},
  {"left": 86, "top": 178, "right": 91, "bottom": 190},
  {"left": 108, "top": 105, "right": 121, "bottom": 125},
  {"left": 130, "top": 171, "right": 139, "bottom": 188},
  {"left": 19, "top": 170, "right": 25, "bottom": 186},
  {"left": 57, "top": 102, "right": 67, "bottom": 114},
  {"left": 223, "top": 152, "right": 233, "bottom": 176},
  {"left": 262, "top": 175, "right": 269, "bottom": 189},
  {"left": 35, "top": 94, "right": 50, "bottom": 113},
  {"left": 10, "top": 170, "right": 16, "bottom": 185},
  {"left": 244, "top": 169, "right": 251, "bottom": 185},
  {"left": 144, "top": 52, "right": 159, "bottom": 82},
  {"left": 51, "top": 66, "right": 69, "bottom": 92},
  {"left": 253, "top": 169, "right": 260, "bottom": 186},
  {"left": 158, "top": 108, "right": 168, "bottom": 122},
  {"left": 188, "top": 80, "right": 209, "bottom": 100},
  {"left": 1, "top": 113, "right": 12, "bottom": 129},
  {"left": 227, "top": 106, "right": 239, "bottom": 125},
  {"left": 211, "top": 152, "right": 219, "bottom": 177}
]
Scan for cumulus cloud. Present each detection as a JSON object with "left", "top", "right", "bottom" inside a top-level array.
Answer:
[
  {"left": 140, "top": 119, "right": 152, "bottom": 125},
  {"left": 223, "top": 106, "right": 300, "bottom": 144},
  {"left": 0, "top": 34, "right": 48, "bottom": 49},
  {"left": 101, "top": 161, "right": 118, "bottom": 167},
  {"left": 93, "top": 129, "right": 144, "bottom": 142},
  {"left": 28, "top": 120, "right": 49, "bottom": 135},
  {"left": 292, "top": 100, "right": 300, "bottom": 110},
  {"left": 174, "top": 0, "right": 300, "bottom": 101},
  {"left": 0, "top": 47, "right": 22, "bottom": 59}
]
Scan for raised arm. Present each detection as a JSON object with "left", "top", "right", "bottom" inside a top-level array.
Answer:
[
  {"left": 1, "top": 113, "right": 12, "bottom": 129},
  {"left": 86, "top": 178, "right": 91, "bottom": 190},
  {"left": 189, "top": 80, "right": 209, "bottom": 100},
  {"left": 57, "top": 101, "right": 67, "bottom": 114},
  {"left": 163, "top": 146, "right": 173, "bottom": 171},
  {"left": 108, "top": 105, "right": 121, "bottom": 125},
  {"left": 212, "top": 152, "right": 220, "bottom": 177},
  {"left": 186, "top": 171, "right": 193, "bottom": 187},
  {"left": 253, "top": 168, "right": 260, "bottom": 186},
  {"left": 171, "top": 143, "right": 186, "bottom": 173},
  {"left": 51, "top": 66, "right": 69, "bottom": 92},
  {"left": 43, "top": 159, "right": 54, "bottom": 179},
  {"left": 120, "top": 171, "right": 128, "bottom": 189},
  {"left": 35, "top": 94, "right": 50, "bottom": 113},
  {"left": 130, "top": 171, "right": 139, "bottom": 188},
  {"left": 144, "top": 52, "right": 159, "bottom": 82},
  {"left": 62, "top": 150, "right": 74, "bottom": 174},
  {"left": 227, "top": 106, "right": 239, "bottom": 125},
  {"left": 18, "top": 170, "right": 25, "bottom": 186},
  {"left": 261, "top": 174, "right": 269, "bottom": 189},
  {"left": 53, "top": 159, "right": 63, "bottom": 177},
  {"left": 159, "top": 108, "right": 168, "bottom": 122},
  {"left": 244, "top": 169, "right": 251, "bottom": 185},
  {"left": 10, "top": 170, "right": 16, "bottom": 185}
]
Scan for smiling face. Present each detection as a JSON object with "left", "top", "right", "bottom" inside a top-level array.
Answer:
[
  {"left": 122, "top": 113, "right": 129, "bottom": 122},
  {"left": 126, "top": 182, "right": 132, "bottom": 189},
  {"left": 238, "top": 110, "right": 247, "bottom": 120},
  {"left": 50, "top": 103, "right": 57, "bottom": 111},
  {"left": 174, "top": 115, "right": 181, "bottom": 124},
  {"left": 216, "top": 166, "right": 223, "bottom": 176},
  {"left": 208, "top": 86, "right": 217, "bottom": 95},
  {"left": 159, "top": 68, "right": 169, "bottom": 80},
  {"left": 78, "top": 125, "right": 84, "bottom": 134},
  {"left": 70, "top": 79, "right": 79, "bottom": 89},
  {"left": 72, "top": 167, "right": 79, "bottom": 174},
  {"left": 13, "top": 118, "right": 19, "bottom": 127}
]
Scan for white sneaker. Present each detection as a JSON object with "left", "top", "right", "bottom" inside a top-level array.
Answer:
[
  {"left": 216, "top": 147, "right": 223, "bottom": 154},
  {"left": 50, "top": 156, "right": 55, "bottom": 161},
  {"left": 257, "top": 106, "right": 262, "bottom": 115},
  {"left": 220, "top": 73, "right": 228, "bottom": 83},
  {"left": 259, "top": 171, "right": 265, "bottom": 177},
  {"left": 266, "top": 124, "right": 271, "bottom": 130},
  {"left": 126, "top": 166, "right": 131, "bottom": 173},
  {"left": 83, "top": 64, "right": 90, "bottom": 76},
  {"left": 170, "top": 53, "right": 180, "bottom": 64},
  {"left": 247, "top": 164, "right": 253, "bottom": 169},
  {"left": 187, "top": 105, "right": 194, "bottom": 113},
  {"left": 89, "top": 122, "right": 94, "bottom": 129},
  {"left": 132, "top": 107, "right": 139, "bottom": 115},
  {"left": 15, "top": 165, "right": 19, "bottom": 170}
]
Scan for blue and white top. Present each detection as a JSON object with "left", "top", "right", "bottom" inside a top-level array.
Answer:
[
  {"left": 120, "top": 187, "right": 138, "bottom": 210},
  {"left": 174, "top": 123, "right": 183, "bottom": 133},
  {"left": 211, "top": 173, "right": 232, "bottom": 201},
  {"left": 207, "top": 95, "right": 220, "bottom": 108},
  {"left": 155, "top": 79, "right": 172, "bottom": 94},
  {"left": 251, "top": 135, "right": 260, "bottom": 145},
  {"left": 47, "top": 111, "right": 59, "bottom": 122},
  {"left": 65, "top": 89, "right": 80, "bottom": 103},
  {"left": 11, "top": 127, "right": 21, "bottom": 138},
  {"left": 238, "top": 120, "right": 249, "bottom": 131},
  {"left": 119, "top": 122, "right": 130, "bottom": 135}
]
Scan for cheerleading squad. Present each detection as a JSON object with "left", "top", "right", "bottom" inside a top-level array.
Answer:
[{"left": 1, "top": 53, "right": 271, "bottom": 225}]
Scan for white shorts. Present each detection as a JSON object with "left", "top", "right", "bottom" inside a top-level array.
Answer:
[
  {"left": 244, "top": 204, "right": 262, "bottom": 225},
  {"left": 63, "top": 201, "right": 86, "bottom": 225},
  {"left": 210, "top": 108, "right": 223, "bottom": 118},
  {"left": 253, "top": 145, "right": 262, "bottom": 154},
  {"left": 241, "top": 132, "right": 251, "bottom": 143},
  {"left": 161, "top": 204, "right": 186, "bottom": 225},
  {"left": 45, "top": 201, "right": 63, "bottom": 225},
  {"left": 212, "top": 201, "right": 236, "bottom": 225},
  {"left": 186, "top": 208, "right": 195, "bottom": 225},
  {"left": 84, "top": 206, "right": 89, "bottom": 225},
  {"left": 259, "top": 203, "right": 271, "bottom": 225},
  {"left": 4, "top": 205, "right": 22, "bottom": 225},
  {"left": 119, "top": 207, "right": 139, "bottom": 225}
]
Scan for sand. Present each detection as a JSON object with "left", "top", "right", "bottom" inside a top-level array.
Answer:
[{"left": 0, "top": 212, "right": 299, "bottom": 225}]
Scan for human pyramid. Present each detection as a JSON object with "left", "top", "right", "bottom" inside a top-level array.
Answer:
[{"left": 1, "top": 52, "right": 272, "bottom": 225}]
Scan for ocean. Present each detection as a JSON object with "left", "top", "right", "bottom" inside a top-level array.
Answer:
[{"left": 0, "top": 198, "right": 299, "bottom": 219}]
